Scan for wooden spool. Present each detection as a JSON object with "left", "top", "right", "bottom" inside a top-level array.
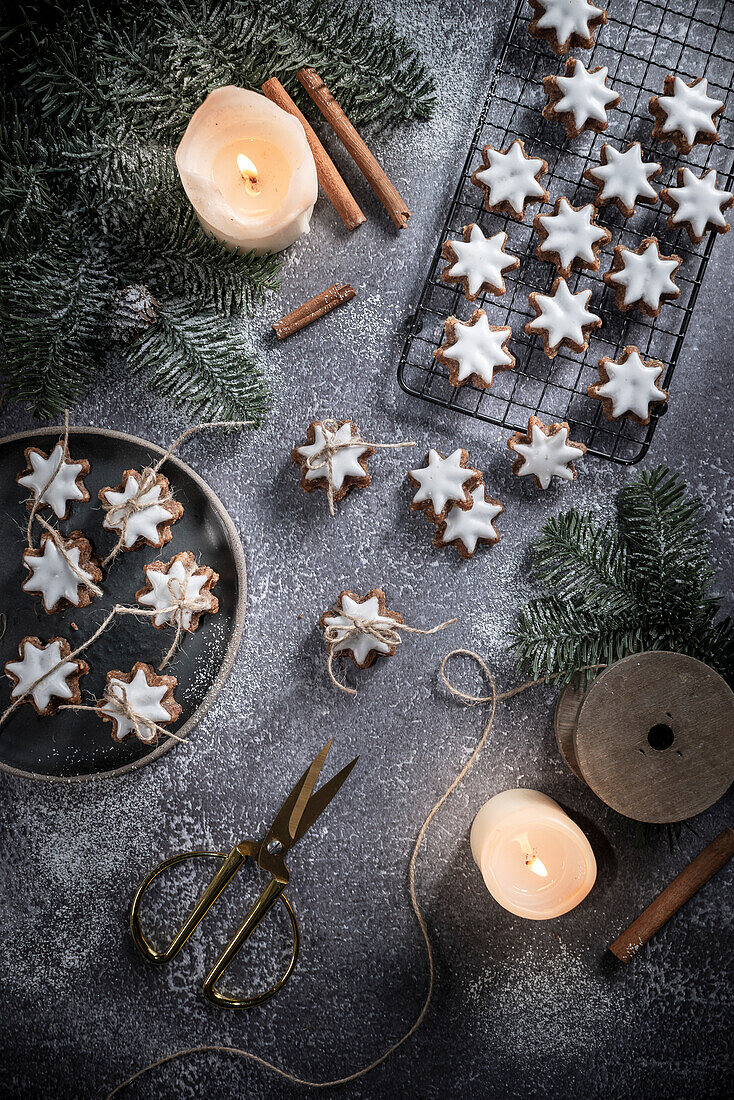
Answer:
[{"left": 554, "top": 652, "right": 734, "bottom": 823}]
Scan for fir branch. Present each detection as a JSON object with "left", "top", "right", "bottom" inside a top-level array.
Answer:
[
  {"left": 530, "top": 510, "right": 636, "bottom": 617},
  {"left": 0, "top": 234, "right": 113, "bottom": 417},
  {"left": 128, "top": 301, "right": 269, "bottom": 424}
]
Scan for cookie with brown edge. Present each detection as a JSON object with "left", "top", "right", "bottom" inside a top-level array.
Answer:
[
  {"left": 525, "top": 277, "right": 602, "bottom": 359},
  {"left": 507, "top": 416, "right": 586, "bottom": 490},
  {"left": 603, "top": 237, "right": 681, "bottom": 318},
  {"left": 22, "top": 530, "right": 102, "bottom": 614},
  {"left": 408, "top": 448, "right": 483, "bottom": 523},
  {"left": 441, "top": 224, "right": 520, "bottom": 301},
  {"left": 17, "top": 441, "right": 90, "bottom": 521},
  {"left": 649, "top": 75, "right": 724, "bottom": 155},
  {"left": 434, "top": 310, "right": 515, "bottom": 391},
  {"left": 533, "top": 197, "right": 611, "bottom": 279},
  {"left": 588, "top": 347, "right": 668, "bottom": 426},
  {"left": 660, "top": 167, "right": 734, "bottom": 244},
  {"left": 542, "top": 58, "right": 619, "bottom": 140},
  {"left": 291, "top": 419, "right": 374, "bottom": 507},
  {"left": 5, "top": 636, "right": 89, "bottom": 716},
  {"left": 135, "top": 550, "right": 219, "bottom": 633},
  {"left": 97, "top": 661, "right": 182, "bottom": 743},
  {"left": 471, "top": 140, "right": 549, "bottom": 222},
  {"left": 99, "top": 469, "right": 184, "bottom": 553},
  {"left": 433, "top": 482, "right": 504, "bottom": 559},
  {"left": 583, "top": 142, "right": 661, "bottom": 219},
  {"left": 319, "top": 589, "right": 404, "bottom": 669},
  {"left": 528, "top": 0, "right": 608, "bottom": 56}
]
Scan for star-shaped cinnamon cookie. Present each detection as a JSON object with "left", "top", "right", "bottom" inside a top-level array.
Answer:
[
  {"left": 97, "top": 662, "right": 181, "bottom": 743},
  {"left": 408, "top": 448, "right": 482, "bottom": 523},
  {"left": 525, "top": 278, "right": 602, "bottom": 358},
  {"left": 99, "top": 470, "right": 183, "bottom": 552},
  {"left": 292, "top": 419, "right": 374, "bottom": 507},
  {"left": 441, "top": 224, "right": 519, "bottom": 300},
  {"left": 649, "top": 75, "right": 724, "bottom": 154},
  {"left": 433, "top": 484, "right": 504, "bottom": 558},
  {"left": 588, "top": 347, "right": 668, "bottom": 425},
  {"left": 534, "top": 198, "right": 610, "bottom": 279},
  {"left": 5, "top": 636, "right": 89, "bottom": 716},
  {"left": 507, "top": 417, "right": 586, "bottom": 490},
  {"left": 603, "top": 238, "right": 681, "bottom": 317},
  {"left": 583, "top": 142, "right": 661, "bottom": 218},
  {"left": 17, "top": 441, "right": 90, "bottom": 521},
  {"left": 660, "top": 167, "right": 733, "bottom": 244},
  {"left": 471, "top": 140, "right": 549, "bottom": 221},
  {"left": 434, "top": 310, "right": 515, "bottom": 390},
  {"left": 22, "top": 531, "right": 102, "bottom": 614},
  {"left": 542, "top": 59, "right": 620, "bottom": 139},
  {"left": 319, "top": 589, "right": 404, "bottom": 669},
  {"left": 136, "top": 551, "right": 219, "bottom": 633}
]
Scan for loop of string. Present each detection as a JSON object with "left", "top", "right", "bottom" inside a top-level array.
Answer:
[
  {"left": 107, "top": 649, "right": 596, "bottom": 1098},
  {"left": 33, "top": 515, "right": 104, "bottom": 600},
  {"left": 26, "top": 410, "right": 70, "bottom": 549},
  {"left": 102, "top": 420, "right": 253, "bottom": 566},
  {"left": 325, "top": 610, "right": 457, "bottom": 695},
  {"left": 305, "top": 418, "right": 415, "bottom": 515}
]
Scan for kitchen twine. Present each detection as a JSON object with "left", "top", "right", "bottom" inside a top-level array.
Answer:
[
  {"left": 60, "top": 682, "right": 188, "bottom": 744},
  {"left": 101, "top": 420, "right": 253, "bottom": 565},
  {"left": 106, "top": 650, "right": 605, "bottom": 1098},
  {"left": 33, "top": 515, "right": 104, "bottom": 600},
  {"left": 304, "top": 418, "right": 415, "bottom": 515}
]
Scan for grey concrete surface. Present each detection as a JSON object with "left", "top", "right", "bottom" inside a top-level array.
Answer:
[{"left": 0, "top": 2, "right": 732, "bottom": 1098}]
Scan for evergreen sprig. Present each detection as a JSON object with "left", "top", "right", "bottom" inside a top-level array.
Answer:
[
  {"left": 0, "top": 0, "right": 435, "bottom": 420},
  {"left": 510, "top": 467, "right": 734, "bottom": 688}
]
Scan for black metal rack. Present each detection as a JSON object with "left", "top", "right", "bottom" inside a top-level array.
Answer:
[{"left": 397, "top": 0, "right": 734, "bottom": 463}]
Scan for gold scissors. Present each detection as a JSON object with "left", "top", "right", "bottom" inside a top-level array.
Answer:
[{"left": 130, "top": 740, "right": 358, "bottom": 1009}]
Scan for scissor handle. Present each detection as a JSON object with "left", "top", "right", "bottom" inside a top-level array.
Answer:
[{"left": 129, "top": 844, "right": 300, "bottom": 1009}]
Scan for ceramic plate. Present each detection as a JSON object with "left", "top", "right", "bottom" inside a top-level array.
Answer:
[{"left": 0, "top": 426, "right": 246, "bottom": 781}]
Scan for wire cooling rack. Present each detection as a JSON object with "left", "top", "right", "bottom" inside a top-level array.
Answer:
[{"left": 397, "top": 0, "right": 734, "bottom": 463}]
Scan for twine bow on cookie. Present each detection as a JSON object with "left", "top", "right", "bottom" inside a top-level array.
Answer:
[
  {"left": 34, "top": 515, "right": 104, "bottom": 600},
  {"left": 324, "top": 608, "right": 457, "bottom": 695},
  {"left": 304, "top": 418, "right": 415, "bottom": 515},
  {"left": 96, "top": 682, "right": 185, "bottom": 744},
  {"left": 25, "top": 411, "right": 70, "bottom": 548},
  {"left": 154, "top": 566, "right": 213, "bottom": 670}
]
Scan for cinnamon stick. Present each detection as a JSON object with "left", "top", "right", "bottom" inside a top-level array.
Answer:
[
  {"left": 609, "top": 828, "right": 734, "bottom": 962},
  {"left": 261, "top": 78, "right": 366, "bottom": 232},
  {"left": 297, "top": 67, "right": 411, "bottom": 230},
  {"left": 273, "top": 283, "right": 356, "bottom": 340}
]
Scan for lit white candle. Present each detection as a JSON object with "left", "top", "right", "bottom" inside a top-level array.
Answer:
[
  {"left": 176, "top": 86, "right": 318, "bottom": 254},
  {"left": 470, "top": 789, "right": 596, "bottom": 919}
]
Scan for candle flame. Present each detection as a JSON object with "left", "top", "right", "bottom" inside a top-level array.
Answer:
[
  {"left": 237, "top": 153, "right": 261, "bottom": 195},
  {"left": 526, "top": 855, "right": 548, "bottom": 878}
]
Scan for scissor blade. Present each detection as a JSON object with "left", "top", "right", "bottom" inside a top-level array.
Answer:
[
  {"left": 292, "top": 755, "right": 359, "bottom": 844},
  {"left": 287, "top": 740, "right": 332, "bottom": 840},
  {"left": 265, "top": 741, "right": 332, "bottom": 852}
]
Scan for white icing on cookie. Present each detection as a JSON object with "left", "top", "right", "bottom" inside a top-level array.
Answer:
[
  {"left": 607, "top": 243, "right": 678, "bottom": 310},
  {"left": 595, "top": 351, "right": 667, "bottom": 419},
  {"left": 654, "top": 77, "right": 723, "bottom": 146},
  {"left": 552, "top": 61, "right": 618, "bottom": 129},
  {"left": 101, "top": 476, "right": 172, "bottom": 548},
  {"left": 474, "top": 141, "right": 546, "bottom": 215},
  {"left": 18, "top": 444, "right": 86, "bottom": 519},
  {"left": 410, "top": 449, "right": 478, "bottom": 515},
  {"left": 322, "top": 594, "right": 397, "bottom": 665},
  {"left": 138, "top": 559, "right": 214, "bottom": 628},
  {"left": 445, "top": 225, "right": 517, "bottom": 296},
  {"left": 442, "top": 314, "right": 513, "bottom": 385},
  {"left": 526, "top": 279, "right": 600, "bottom": 351},
  {"left": 536, "top": 199, "right": 607, "bottom": 271},
  {"left": 533, "top": 0, "right": 606, "bottom": 47},
  {"left": 512, "top": 425, "right": 584, "bottom": 489},
  {"left": 438, "top": 486, "right": 502, "bottom": 553},
  {"left": 665, "top": 168, "right": 733, "bottom": 238},
  {"left": 587, "top": 143, "right": 660, "bottom": 210},
  {"left": 101, "top": 668, "right": 172, "bottom": 743},
  {"left": 295, "top": 422, "right": 371, "bottom": 492},
  {"left": 22, "top": 538, "right": 94, "bottom": 611},
  {"left": 6, "top": 639, "right": 79, "bottom": 712}
]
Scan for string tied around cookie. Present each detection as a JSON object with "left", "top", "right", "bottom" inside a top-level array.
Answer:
[
  {"left": 102, "top": 420, "right": 253, "bottom": 566},
  {"left": 34, "top": 515, "right": 104, "bottom": 599},
  {"left": 156, "top": 566, "right": 214, "bottom": 670},
  {"left": 61, "top": 682, "right": 188, "bottom": 744},
  {"left": 26, "top": 410, "right": 70, "bottom": 549},
  {"left": 305, "top": 418, "right": 415, "bottom": 516},
  {"left": 325, "top": 610, "right": 457, "bottom": 695}
]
